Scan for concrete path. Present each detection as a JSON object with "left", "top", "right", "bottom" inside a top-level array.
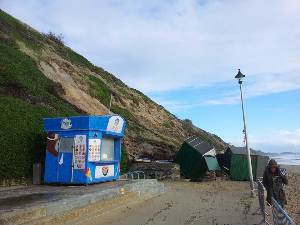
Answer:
[
  {"left": 0, "top": 179, "right": 170, "bottom": 225},
  {"left": 0, "top": 179, "right": 274, "bottom": 225}
]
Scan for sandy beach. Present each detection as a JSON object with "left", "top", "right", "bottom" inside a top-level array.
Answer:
[
  {"left": 83, "top": 165, "right": 300, "bottom": 225},
  {"left": 280, "top": 165, "right": 300, "bottom": 225},
  {"left": 280, "top": 164, "right": 300, "bottom": 172}
]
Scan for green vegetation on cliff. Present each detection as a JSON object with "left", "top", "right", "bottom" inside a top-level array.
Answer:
[{"left": 0, "top": 41, "right": 83, "bottom": 182}]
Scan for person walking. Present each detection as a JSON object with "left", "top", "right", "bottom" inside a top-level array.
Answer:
[{"left": 263, "top": 159, "right": 288, "bottom": 207}]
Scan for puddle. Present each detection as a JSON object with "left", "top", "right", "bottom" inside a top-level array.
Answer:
[{"left": 0, "top": 193, "right": 55, "bottom": 210}]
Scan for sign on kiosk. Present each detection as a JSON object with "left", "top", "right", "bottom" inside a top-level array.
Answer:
[
  {"left": 74, "top": 135, "right": 86, "bottom": 170},
  {"left": 95, "top": 165, "right": 114, "bottom": 178},
  {"left": 107, "top": 115, "right": 124, "bottom": 133}
]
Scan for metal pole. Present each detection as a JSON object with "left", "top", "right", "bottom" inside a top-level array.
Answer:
[
  {"left": 239, "top": 81, "right": 255, "bottom": 198},
  {"left": 71, "top": 145, "right": 75, "bottom": 183},
  {"left": 108, "top": 94, "right": 112, "bottom": 114}
]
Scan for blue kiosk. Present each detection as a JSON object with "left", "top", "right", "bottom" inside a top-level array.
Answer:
[{"left": 43, "top": 115, "right": 126, "bottom": 184}]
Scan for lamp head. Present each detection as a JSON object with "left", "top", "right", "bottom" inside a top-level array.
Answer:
[{"left": 235, "top": 69, "right": 245, "bottom": 84}]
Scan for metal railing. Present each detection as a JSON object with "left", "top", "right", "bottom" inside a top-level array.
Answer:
[
  {"left": 253, "top": 179, "right": 270, "bottom": 225},
  {"left": 120, "top": 171, "right": 145, "bottom": 180},
  {"left": 253, "top": 179, "right": 295, "bottom": 225},
  {"left": 271, "top": 197, "right": 295, "bottom": 225}
]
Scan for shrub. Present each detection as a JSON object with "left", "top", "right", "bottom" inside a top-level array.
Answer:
[
  {"left": 133, "top": 97, "right": 139, "bottom": 106},
  {"left": 42, "top": 31, "right": 64, "bottom": 46},
  {"left": 120, "top": 146, "right": 131, "bottom": 173},
  {"left": 163, "top": 123, "right": 171, "bottom": 128}
]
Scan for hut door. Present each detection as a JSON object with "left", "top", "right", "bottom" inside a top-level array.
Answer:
[{"left": 57, "top": 137, "right": 74, "bottom": 182}]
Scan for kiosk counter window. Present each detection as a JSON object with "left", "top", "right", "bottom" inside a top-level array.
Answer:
[
  {"left": 101, "top": 137, "right": 114, "bottom": 161},
  {"left": 43, "top": 115, "right": 126, "bottom": 184}
]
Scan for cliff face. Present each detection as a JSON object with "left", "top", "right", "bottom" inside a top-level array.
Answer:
[{"left": 0, "top": 9, "right": 227, "bottom": 161}]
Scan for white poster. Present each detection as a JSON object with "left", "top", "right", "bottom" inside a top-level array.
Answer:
[
  {"left": 95, "top": 165, "right": 114, "bottom": 178},
  {"left": 106, "top": 115, "right": 124, "bottom": 133},
  {"left": 88, "top": 139, "right": 101, "bottom": 162},
  {"left": 74, "top": 135, "right": 86, "bottom": 169}
]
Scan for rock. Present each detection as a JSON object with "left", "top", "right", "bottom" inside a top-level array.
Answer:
[{"left": 130, "top": 162, "right": 181, "bottom": 180}]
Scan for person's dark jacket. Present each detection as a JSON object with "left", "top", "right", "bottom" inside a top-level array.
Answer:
[{"left": 262, "top": 159, "right": 288, "bottom": 207}]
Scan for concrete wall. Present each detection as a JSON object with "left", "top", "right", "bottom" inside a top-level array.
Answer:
[{"left": 130, "top": 163, "right": 181, "bottom": 180}]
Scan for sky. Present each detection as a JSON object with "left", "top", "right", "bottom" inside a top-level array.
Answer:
[{"left": 1, "top": 0, "right": 300, "bottom": 153}]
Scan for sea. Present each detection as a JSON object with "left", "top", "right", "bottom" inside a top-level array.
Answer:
[{"left": 267, "top": 152, "right": 300, "bottom": 166}]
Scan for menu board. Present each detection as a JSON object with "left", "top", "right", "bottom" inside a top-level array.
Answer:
[
  {"left": 88, "top": 139, "right": 101, "bottom": 162},
  {"left": 74, "top": 135, "right": 86, "bottom": 169}
]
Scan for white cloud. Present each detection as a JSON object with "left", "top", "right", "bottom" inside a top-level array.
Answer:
[
  {"left": 252, "top": 129, "right": 300, "bottom": 147},
  {"left": 2, "top": 0, "right": 300, "bottom": 97},
  {"left": 203, "top": 70, "right": 300, "bottom": 105},
  {"left": 228, "top": 129, "right": 300, "bottom": 153},
  {"left": 152, "top": 97, "right": 200, "bottom": 112}
]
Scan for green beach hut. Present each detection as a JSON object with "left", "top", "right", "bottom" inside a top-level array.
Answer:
[
  {"left": 224, "top": 146, "right": 269, "bottom": 181},
  {"left": 173, "top": 136, "right": 220, "bottom": 180}
]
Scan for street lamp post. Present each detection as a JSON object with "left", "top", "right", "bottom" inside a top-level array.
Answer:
[{"left": 235, "top": 69, "right": 255, "bottom": 198}]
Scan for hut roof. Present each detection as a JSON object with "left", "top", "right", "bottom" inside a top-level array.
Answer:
[
  {"left": 185, "top": 135, "right": 213, "bottom": 155},
  {"left": 227, "top": 146, "right": 258, "bottom": 155}
]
